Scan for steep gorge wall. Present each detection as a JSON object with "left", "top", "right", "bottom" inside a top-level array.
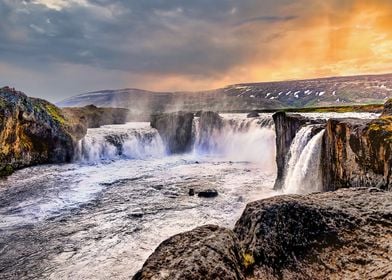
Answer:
[
  {"left": 322, "top": 116, "right": 392, "bottom": 191},
  {"left": 0, "top": 87, "right": 86, "bottom": 175}
]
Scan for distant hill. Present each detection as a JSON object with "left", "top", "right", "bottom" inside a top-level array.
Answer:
[{"left": 57, "top": 73, "right": 392, "bottom": 113}]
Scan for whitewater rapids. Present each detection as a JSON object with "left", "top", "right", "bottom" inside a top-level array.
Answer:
[{"left": 0, "top": 112, "right": 378, "bottom": 279}]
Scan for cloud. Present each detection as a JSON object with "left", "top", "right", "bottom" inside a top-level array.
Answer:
[{"left": 1, "top": 0, "right": 392, "bottom": 100}]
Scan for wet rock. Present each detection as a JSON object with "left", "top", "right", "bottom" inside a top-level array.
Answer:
[
  {"left": 150, "top": 112, "right": 194, "bottom": 154},
  {"left": 197, "top": 189, "right": 218, "bottom": 198},
  {"left": 188, "top": 188, "right": 195, "bottom": 196},
  {"left": 133, "top": 225, "right": 245, "bottom": 280},
  {"left": 247, "top": 111, "right": 260, "bottom": 118},
  {"left": 196, "top": 111, "right": 223, "bottom": 152},
  {"left": 272, "top": 112, "right": 325, "bottom": 190},
  {"left": 234, "top": 188, "right": 392, "bottom": 279}
]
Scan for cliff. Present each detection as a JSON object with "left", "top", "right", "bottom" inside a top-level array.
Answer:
[
  {"left": 134, "top": 188, "right": 392, "bottom": 279},
  {"left": 0, "top": 87, "right": 86, "bottom": 176},
  {"left": 150, "top": 112, "right": 194, "bottom": 154},
  {"left": 62, "top": 104, "right": 130, "bottom": 129},
  {"left": 322, "top": 115, "right": 392, "bottom": 191},
  {"left": 272, "top": 112, "right": 325, "bottom": 189}
]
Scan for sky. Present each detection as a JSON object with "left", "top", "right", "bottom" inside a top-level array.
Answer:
[{"left": 1, "top": 0, "right": 392, "bottom": 102}]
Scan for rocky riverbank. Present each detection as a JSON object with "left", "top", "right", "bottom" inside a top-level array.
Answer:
[{"left": 134, "top": 188, "right": 392, "bottom": 279}]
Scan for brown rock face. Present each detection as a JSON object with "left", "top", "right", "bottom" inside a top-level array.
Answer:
[
  {"left": 62, "top": 104, "right": 130, "bottom": 129},
  {"left": 0, "top": 87, "right": 86, "bottom": 175},
  {"left": 322, "top": 117, "right": 392, "bottom": 191},
  {"left": 150, "top": 112, "right": 194, "bottom": 154},
  {"left": 133, "top": 225, "right": 245, "bottom": 280}
]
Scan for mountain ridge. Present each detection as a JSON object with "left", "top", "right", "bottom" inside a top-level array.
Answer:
[{"left": 57, "top": 73, "right": 392, "bottom": 113}]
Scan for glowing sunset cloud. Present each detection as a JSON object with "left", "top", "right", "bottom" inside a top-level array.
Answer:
[{"left": 0, "top": 0, "right": 392, "bottom": 100}]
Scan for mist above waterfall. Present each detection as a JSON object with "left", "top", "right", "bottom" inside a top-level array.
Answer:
[{"left": 193, "top": 114, "right": 276, "bottom": 172}]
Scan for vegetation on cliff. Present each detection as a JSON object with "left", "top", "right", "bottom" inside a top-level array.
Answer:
[{"left": 0, "top": 87, "right": 86, "bottom": 176}]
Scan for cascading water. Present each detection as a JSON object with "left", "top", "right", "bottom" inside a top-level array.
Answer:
[
  {"left": 192, "top": 114, "right": 276, "bottom": 171},
  {"left": 76, "top": 122, "right": 165, "bottom": 162},
  {"left": 283, "top": 128, "right": 325, "bottom": 194}
]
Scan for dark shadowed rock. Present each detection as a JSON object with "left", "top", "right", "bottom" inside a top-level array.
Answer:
[
  {"left": 381, "top": 98, "right": 392, "bottom": 116},
  {"left": 197, "top": 189, "right": 218, "bottom": 198},
  {"left": 133, "top": 225, "right": 245, "bottom": 280},
  {"left": 247, "top": 111, "right": 260, "bottom": 118},
  {"left": 234, "top": 188, "right": 392, "bottom": 279},
  {"left": 195, "top": 111, "right": 223, "bottom": 152},
  {"left": 150, "top": 112, "right": 194, "bottom": 154}
]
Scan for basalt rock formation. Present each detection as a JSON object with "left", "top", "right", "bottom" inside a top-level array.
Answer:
[
  {"left": 62, "top": 104, "right": 130, "bottom": 129},
  {"left": 135, "top": 188, "right": 392, "bottom": 280},
  {"left": 133, "top": 225, "right": 245, "bottom": 280},
  {"left": 0, "top": 87, "right": 86, "bottom": 175},
  {"left": 322, "top": 115, "right": 392, "bottom": 191},
  {"left": 150, "top": 112, "right": 194, "bottom": 154},
  {"left": 272, "top": 112, "right": 325, "bottom": 189}
]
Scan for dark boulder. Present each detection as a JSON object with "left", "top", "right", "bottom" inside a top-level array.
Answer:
[
  {"left": 197, "top": 189, "right": 218, "bottom": 198},
  {"left": 151, "top": 112, "right": 194, "bottom": 154},
  {"left": 133, "top": 225, "right": 245, "bottom": 280}
]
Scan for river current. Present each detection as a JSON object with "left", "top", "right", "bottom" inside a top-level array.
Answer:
[{"left": 0, "top": 113, "right": 377, "bottom": 279}]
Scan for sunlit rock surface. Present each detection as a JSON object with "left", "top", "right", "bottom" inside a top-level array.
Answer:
[{"left": 0, "top": 87, "right": 85, "bottom": 175}]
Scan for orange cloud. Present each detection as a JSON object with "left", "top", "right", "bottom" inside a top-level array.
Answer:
[{"left": 130, "top": 0, "right": 392, "bottom": 91}]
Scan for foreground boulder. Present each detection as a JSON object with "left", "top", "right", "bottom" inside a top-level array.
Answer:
[
  {"left": 151, "top": 112, "right": 194, "bottom": 154},
  {"left": 0, "top": 87, "right": 86, "bottom": 175},
  {"left": 133, "top": 225, "right": 245, "bottom": 280},
  {"left": 135, "top": 188, "right": 392, "bottom": 279},
  {"left": 234, "top": 188, "right": 392, "bottom": 279}
]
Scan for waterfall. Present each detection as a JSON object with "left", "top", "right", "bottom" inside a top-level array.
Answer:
[
  {"left": 283, "top": 128, "right": 325, "bottom": 194},
  {"left": 192, "top": 114, "right": 276, "bottom": 170},
  {"left": 76, "top": 123, "right": 165, "bottom": 162}
]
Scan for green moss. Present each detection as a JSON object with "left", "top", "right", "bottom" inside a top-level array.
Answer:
[
  {"left": 44, "top": 103, "right": 67, "bottom": 125},
  {"left": 0, "top": 164, "right": 14, "bottom": 177}
]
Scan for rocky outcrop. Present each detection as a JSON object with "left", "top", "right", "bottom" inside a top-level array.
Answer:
[
  {"left": 150, "top": 112, "right": 194, "bottom": 153},
  {"left": 272, "top": 112, "right": 325, "bottom": 189},
  {"left": 62, "top": 104, "right": 130, "bottom": 129},
  {"left": 234, "top": 188, "right": 392, "bottom": 279},
  {"left": 135, "top": 188, "right": 392, "bottom": 280},
  {"left": 0, "top": 87, "right": 86, "bottom": 175},
  {"left": 133, "top": 225, "right": 245, "bottom": 280},
  {"left": 381, "top": 98, "right": 392, "bottom": 116},
  {"left": 321, "top": 116, "right": 392, "bottom": 191}
]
